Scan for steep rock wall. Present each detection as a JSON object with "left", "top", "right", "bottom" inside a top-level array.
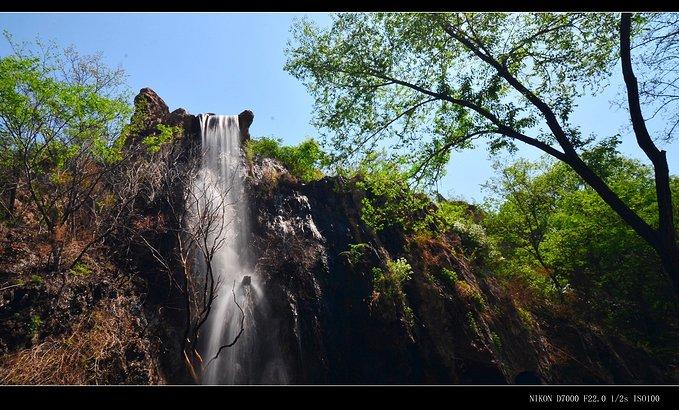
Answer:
[{"left": 244, "top": 156, "right": 672, "bottom": 384}]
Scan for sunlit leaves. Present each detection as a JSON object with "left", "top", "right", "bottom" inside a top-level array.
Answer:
[
  {"left": 0, "top": 32, "right": 131, "bottom": 232},
  {"left": 285, "top": 13, "right": 622, "bottom": 188},
  {"left": 483, "top": 145, "right": 677, "bottom": 337}
]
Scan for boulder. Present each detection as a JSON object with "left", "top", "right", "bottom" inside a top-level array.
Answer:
[{"left": 238, "top": 110, "right": 254, "bottom": 143}]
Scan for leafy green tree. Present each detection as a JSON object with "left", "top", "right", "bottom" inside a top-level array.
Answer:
[
  {"left": 484, "top": 158, "right": 567, "bottom": 293},
  {"left": 484, "top": 144, "right": 678, "bottom": 342},
  {"left": 285, "top": 12, "right": 679, "bottom": 293},
  {"left": 245, "top": 137, "right": 328, "bottom": 182},
  {"left": 0, "top": 33, "right": 131, "bottom": 275}
]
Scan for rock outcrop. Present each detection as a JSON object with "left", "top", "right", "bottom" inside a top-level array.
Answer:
[
  {"left": 3, "top": 88, "right": 671, "bottom": 385},
  {"left": 243, "top": 157, "right": 672, "bottom": 384},
  {"left": 131, "top": 88, "right": 673, "bottom": 384},
  {"left": 238, "top": 110, "right": 254, "bottom": 143}
]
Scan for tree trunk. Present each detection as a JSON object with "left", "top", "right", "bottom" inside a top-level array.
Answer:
[
  {"left": 6, "top": 182, "right": 16, "bottom": 216},
  {"left": 620, "top": 13, "right": 679, "bottom": 292},
  {"left": 659, "top": 240, "right": 679, "bottom": 294}
]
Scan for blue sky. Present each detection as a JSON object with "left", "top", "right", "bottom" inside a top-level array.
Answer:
[{"left": 1, "top": 13, "right": 676, "bottom": 203}]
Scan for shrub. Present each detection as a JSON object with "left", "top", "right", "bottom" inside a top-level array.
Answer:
[
  {"left": 27, "top": 314, "right": 43, "bottom": 338},
  {"left": 466, "top": 312, "right": 481, "bottom": 336},
  {"left": 245, "top": 137, "right": 328, "bottom": 182},
  {"left": 516, "top": 306, "right": 536, "bottom": 329},
  {"left": 353, "top": 153, "right": 431, "bottom": 233},
  {"left": 69, "top": 262, "right": 91, "bottom": 277},
  {"left": 491, "top": 332, "right": 502, "bottom": 349},
  {"left": 456, "top": 280, "right": 486, "bottom": 310},
  {"left": 372, "top": 258, "right": 415, "bottom": 326},
  {"left": 141, "top": 124, "right": 181, "bottom": 153},
  {"left": 340, "top": 242, "right": 371, "bottom": 266},
  {"left": 440, "top": 267, "right": 459, "bottom": 285}
]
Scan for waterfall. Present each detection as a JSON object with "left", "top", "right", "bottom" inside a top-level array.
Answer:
[{"left": 192, "top": 114, "right": 288, "bottom": 385}]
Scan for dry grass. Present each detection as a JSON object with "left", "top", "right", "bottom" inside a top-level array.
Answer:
[{"left": 0, "top": 303, "right": 151, "bottom": 385}]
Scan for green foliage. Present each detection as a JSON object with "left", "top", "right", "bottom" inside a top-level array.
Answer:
[
  {"left": 245, "top": 137, "right": 328, "bottom": 182},
  {"left": 373, "top": 258, "right": 413, "bottom": 299},
  {"left": 470, "top": 287, "right": 486, "bottom": 309},
  {"left": 516, "top": 306, "right": 536, "bottom": 329},
  {"left": 27, "top": 314, "right": 43, "bottom": 338},
  {"left": 119, "top": 97, "right": 180, "bottom": 154},
  {"left": 285, "top": 13, "right": 621, "bottom": 186},
  {"left": 373, "top": 258, "right": 415, "bottom": 326},
  {"left": 440, "top": 267, "right": 459, "bottom": 285},
  {"left": 484, "top": 144, "right": 678, "bottom": 343},
  {"left": 141, "top": 124, "right": 181, "bottom": 153},
  {"left": 466, "top": 311, "right": 481, "bottom": 336},
  {"left": 0, "top": 32, "right": 132, "bottom": 260},
  {"left": 347, "top": 153, "right": 497, "bottom": 267},
  {"left": 0, "top": 38, "right": 131, "bottom": 168},
  {"left": 352, "top": 152, "right": 431, "bottom": 233},
  {"left": 491, "top": 331, "right": 502, "bottom": 349},
  {"left": 340, "top": 242, "right": 371, "bottom": 265},
  {"left": 456, "top": 279, "right": 486, "bottom": 310},
  {"left": 434, "top": 200, "right": 496, "bottom": 262},
  {"left": 69, "top": 261, "right": 91, "bottom": 277},
  {"left": 30, "top": 275, "right": 44, "bottom": 285}
]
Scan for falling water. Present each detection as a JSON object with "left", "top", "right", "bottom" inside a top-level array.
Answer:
[{"left": 193, "top": 114, "right": 288, "bottom": 385}]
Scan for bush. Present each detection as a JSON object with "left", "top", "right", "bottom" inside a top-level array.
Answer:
[
  {"left": 27, "top": 315, "right": 43, "bottom": 338},
  {"left": 456, "top": 280, "right": 486, "bottom": 310},
  {"left": 245, "top": 137, "right": 328, "bottom": 182},
  {"left": 352, "top": 153, "right": 431, "bottom": 233},
  {"left": 516, "top": 306, "right": 536, "bottom": 329},
  {"left": 69, "top": 262, "right": 91, "bottom": 277},
  {"left": 372, "top": 258, "right": 415, "bottom": 326},
  {"left": 340, "top": 242, "right": 371, "bottom": 266},
  {"left": 141, "top": 124, "right": 181, "bottom": 153},
  {"left": 440, "top": 267, "right": 459, "bottom": 285},
  {"left": 466, "top": 312, "right": 481, "bottom": 336},
  {"left": 491, "top": 332, "right": 502, "bottom": 349}
]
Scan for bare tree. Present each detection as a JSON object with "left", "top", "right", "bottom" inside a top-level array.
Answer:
[{"left": 124, "top": 141, "right": 245, "bottom": 382}]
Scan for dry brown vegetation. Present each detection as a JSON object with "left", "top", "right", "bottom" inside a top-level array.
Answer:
[{"left": 0, "top": 302, "right": 157, "bottom": 385}]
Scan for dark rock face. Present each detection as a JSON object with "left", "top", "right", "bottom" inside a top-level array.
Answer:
[
  {"left": 238, "top": 110, "right": 254, "bottom": 143},
  {"left": 11, "top": 88, "right": 660, "bottom": 385},
  {"left": 244, "top": 158, "right": 673, "bottom": 384},
  {"left": 132, "top": 88, "right": 170, "bottom": 139}
]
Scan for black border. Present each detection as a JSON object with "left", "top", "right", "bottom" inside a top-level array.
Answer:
[
  {"left": 0, "top": 385, "right": 678, "bottom": 407},
  {"left": 1, "top": 3, "right": 679, "bottom": 407},
  {"left": 0, "top": 2, "right": 678, "bottom": 12}
]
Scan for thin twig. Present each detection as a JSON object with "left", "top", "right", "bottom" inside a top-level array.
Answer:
[{"left": 203, "top": 280, "right": 246, "bottom": 369}]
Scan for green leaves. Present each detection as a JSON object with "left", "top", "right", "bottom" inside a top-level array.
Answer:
[
  {"left": 142, "top": 124, "right": 181, "bottom": 154},
  {"left": 483, "top": 147, "right": 678, "bottom": 341},
  {"left": 285, "top": 13, "right": 623, "bottom": 186},
  {"left": 0, "top": 32, "right": 131, "bottom": 241},
  {"left": 352, "top": 152, "right": 430, "bottom": 233},
  {"left": 245, "top": 137, "right": 328, "bottom": 182}
]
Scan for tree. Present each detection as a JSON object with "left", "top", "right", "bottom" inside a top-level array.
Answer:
[
  {"left": 484, "top": 145, "right": 678, "bottom": 341},
  {"left": 635, "top": 13, "right": 679, "bottom": 143},
  {"left": 0, "top": 33, "right": 133, "bottom": 280},
  {"left": 483, "top": 158, "right": 566, "bottom": 293},
  {"left": 123, "top": 137, "right": 244, "bottom": 382},
  {"left": 285, "top": 12, "right": 679, "bottom": 292}
]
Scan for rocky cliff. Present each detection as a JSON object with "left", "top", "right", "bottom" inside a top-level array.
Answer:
[
  {"left": 0, "top": 88, "right": 673, "bottom": 384},
  {"left": 244, "top": 157, "right": 670, "bottom": 384}
]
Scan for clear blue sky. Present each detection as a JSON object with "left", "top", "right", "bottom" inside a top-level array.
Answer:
[{"left": 1, "top": 13, "right": 676, "bottom": 203}]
